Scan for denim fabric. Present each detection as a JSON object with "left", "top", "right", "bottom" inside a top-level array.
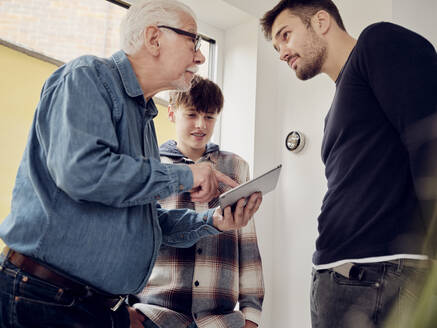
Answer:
[
  {"left": 0, "top": 259, "right": 130, "bottom": 328},
  {"left": 310, "top": 261, "right": 429, "bottom": 328},
  {"left": 0, "top": 50, "right": 219, "bottom": 295}
]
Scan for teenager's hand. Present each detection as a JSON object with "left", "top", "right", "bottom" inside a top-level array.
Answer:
[
  {"left": 212, "top": 192, "right": 262, "bottom": 231},
  {"left": 244, "top": 320, "right": 258, "bottom": 328},
  {"left": 189, "top": 162, "right": 238, "bottom": 203},
  {"left": 127, "top": 307, "right": 145, "bottom": 328}
]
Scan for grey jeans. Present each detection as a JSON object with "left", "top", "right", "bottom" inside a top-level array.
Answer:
[{"left": 310, "top": 260, "right": 431, "bottom": 328}]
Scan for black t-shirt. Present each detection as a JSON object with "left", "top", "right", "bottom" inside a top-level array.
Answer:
[{"left": 314, "top": 22, "right": 437, "bottom": 265}]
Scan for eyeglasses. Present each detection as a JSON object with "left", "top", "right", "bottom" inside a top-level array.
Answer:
[{"left": 157, "top": 25, "right": 202, "bottom": 52}]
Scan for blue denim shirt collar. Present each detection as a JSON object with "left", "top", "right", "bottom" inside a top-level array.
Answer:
[
  {"left": 112, "top": 50, "right": 158, "bottom": 118},
  {"left": 112, "top": 50, "right": 143, "bottom": 98}
]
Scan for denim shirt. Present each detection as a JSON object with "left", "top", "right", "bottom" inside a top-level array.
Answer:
[{"left": 0, "top": 50, "right": 218, "bottom": 294}]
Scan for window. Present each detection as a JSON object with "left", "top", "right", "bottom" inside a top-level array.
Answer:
[{"left": 0, "top": 0, "right": 126, "bottom": 63}]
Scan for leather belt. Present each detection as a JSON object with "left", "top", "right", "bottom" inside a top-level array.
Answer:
[{"left": 4, "top": 248, "right": 126, "bottom": 311}]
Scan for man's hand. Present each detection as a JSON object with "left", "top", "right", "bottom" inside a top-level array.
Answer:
[
  {"left": 212, "top": 192, "right": 262, "bottom": 231},
  {"left": 244, "top": 320, "right": 258, "bottom": 328},
  {"left": 127, "top": 306, "right": 145, "bottom": 328},
  {"left": 189, "top": 162, "right": 238, "bottom": 203}
]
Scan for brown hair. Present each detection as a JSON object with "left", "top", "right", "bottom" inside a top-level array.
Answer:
[
  {"left": 260, "top": 0, "right": 346, "bottom": 40},
  {"left": 169, "top": 75, "right": 224, "bottom": 114}
]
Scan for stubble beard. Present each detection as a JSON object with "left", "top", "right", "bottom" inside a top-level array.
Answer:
[{"left": 296, "top": 29, "right": 327, "bottom": 81}]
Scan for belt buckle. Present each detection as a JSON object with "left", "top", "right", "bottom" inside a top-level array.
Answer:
[{"left": 110, "top": 296, "right": 126, "bottom": 312}]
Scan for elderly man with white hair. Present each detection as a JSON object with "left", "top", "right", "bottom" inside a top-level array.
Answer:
[{"left": 0, "top": 1, "right": 262, "bottom": 327}]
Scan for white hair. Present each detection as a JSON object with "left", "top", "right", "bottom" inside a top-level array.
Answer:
[{"left": 120, "top": 0, "right": 197, "bottom": 55}]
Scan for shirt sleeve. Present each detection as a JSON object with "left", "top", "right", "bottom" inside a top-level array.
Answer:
[
  {"left": 237, "top": 163, "right": 265, "bottom": 324},
  {"left": 36, "top": 65, "right": 193, "bottom": 207},
  {"left": 157, "top": 205, "right": 220, "bottom": 248},
  {"left": 358, "top": 23, "right": 437, "bottom": 255}
]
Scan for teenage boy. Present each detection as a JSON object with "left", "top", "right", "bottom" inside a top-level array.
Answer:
[
  {"left": 260, "top": 0, "right": 437, "bottom": 327},
  {"left": 133, "top": 75, "right": 264, "bottom": 328}
]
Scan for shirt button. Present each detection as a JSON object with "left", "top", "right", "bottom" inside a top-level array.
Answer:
[
  {"left": 194, "top": 280, "right": 199, "bottom": 287},
  {"left": 179, "top": 184, "right": 184, "bottom": 191},
  {"left": 197, "top": 248, "right": 202, "bottom": 255}
]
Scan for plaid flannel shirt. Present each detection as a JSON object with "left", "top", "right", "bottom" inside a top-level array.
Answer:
[{"left": 135, "top": 140, "right": 264, "bottom": 328}]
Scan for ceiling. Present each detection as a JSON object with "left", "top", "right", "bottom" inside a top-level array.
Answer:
[{"left": 118, "top": 0, "right": 253, "bottom": 30}]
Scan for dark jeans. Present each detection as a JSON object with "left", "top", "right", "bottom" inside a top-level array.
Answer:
[
  {"left": 310, "top": 260, "right": 430, "bottom": 328},
  {"left": 0, "top": 259, "right": 130, "bottom": 328}
]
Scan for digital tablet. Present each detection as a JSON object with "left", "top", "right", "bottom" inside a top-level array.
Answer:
[{"left": 219, "top": 164, "right": 282, "bottom": 210}]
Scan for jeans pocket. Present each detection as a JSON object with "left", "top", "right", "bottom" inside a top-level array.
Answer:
[
  {"left": 15, "top": 274, "right": 76, "bottom": 307},
  {"left": 310, "top": 269, "right": 319, "bottom": 314},
  {"left": 331, "top": 271, "right": 377, "bottom": 287}
]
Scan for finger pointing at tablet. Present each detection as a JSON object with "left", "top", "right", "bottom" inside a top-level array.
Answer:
[
  {"left": 214, "top": 169, "right": 239, "bottom": 188},
  {"left": 189, "top": 163, "right": 238, "bottom": 203},
  {"left": 189, "top": 163, "right": 217, "bottom": 203}
]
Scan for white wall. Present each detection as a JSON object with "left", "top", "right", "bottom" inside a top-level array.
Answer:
[
  {"left": 392, "top": 0, "right": 437, "bottom": 47},
  {"left": 220, "top": 19, "right": 259, "bottom": 169}
]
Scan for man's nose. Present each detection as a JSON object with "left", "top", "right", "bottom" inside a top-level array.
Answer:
[
  {"left": 194, "top": 49, "right": 206, "bottom": 65},
  {"left": 279, "top": 47, "right": 289, "bottom": 62}
]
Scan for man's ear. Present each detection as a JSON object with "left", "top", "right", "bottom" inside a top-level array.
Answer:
[
  {"left": 144, "top": 26, "right": 161, "bottom": 56},
  {"left": 168, "top": 105, "right": 176, "bottom": 123},
  {"left": 312, "top": 10, "right": 331, "bottom": 35}
]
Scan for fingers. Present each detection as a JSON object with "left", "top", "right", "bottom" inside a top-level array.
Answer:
[
  {"left": 233, "top": 192, "right": 262, "bottom": 228},
  {"left": 212, "top": 207, "right": 225, "bottom": 231},
  {"left": 189, "top": 163, "right": 219, "bottom": 203},
  {"left": 190, "top": 186, "right": 219, "bottom": 203},
  {"left": 232, "top": 198, "right": 247, "bottom": 226},
  {"left": 214, "top": 169, "right": 239, "bottom": 188},
  {"left": 245, "top": 192, "right": 262, "bottom": 216}
]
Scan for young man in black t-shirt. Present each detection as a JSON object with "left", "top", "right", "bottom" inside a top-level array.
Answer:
[{"left": 261, "top": 1, "right": 437, "bottom": 327}]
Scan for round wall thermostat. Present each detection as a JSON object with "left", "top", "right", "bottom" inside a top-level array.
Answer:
[{"left": 285, "top": 131, "right": 305, "bottom": 152}]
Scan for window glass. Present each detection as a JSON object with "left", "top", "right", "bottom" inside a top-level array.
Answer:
[{"left": 0, "top": 0, "right": 126, "bottom": 62}]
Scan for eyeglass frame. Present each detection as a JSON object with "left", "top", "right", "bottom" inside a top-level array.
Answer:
[{"left": 157, "top": 25, "right": 202, "bottom": 52}]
